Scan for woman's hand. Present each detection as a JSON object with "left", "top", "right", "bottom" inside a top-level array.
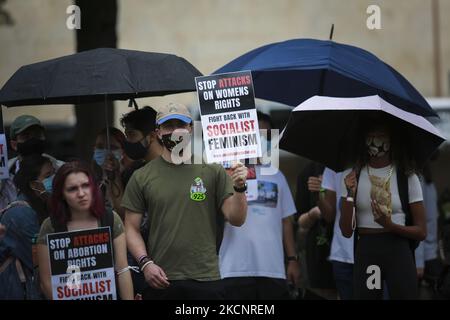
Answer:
[
  {"left": 307, "top": 175, "right": 322, "bottom": 193},
  {"left": 230, "top": 162, "right": 248, "bottom": 188},
  {"left": 372, "top": 200, "right": 393, "bottom": 230},
  {"left": 344, "top": 170, "right": 357, "bottom": 197}
]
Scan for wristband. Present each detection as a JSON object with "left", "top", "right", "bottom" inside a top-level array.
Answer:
[
  {"left": 137, "top": 255, "right": 149, "bottom": 265},
  {"left": 140, "top": 260, "right": 154, "bottom": 272},
  {"left": 116, "top": 266, "right": 140, "bottom": 276},
  {"left": 346, "top": 187, "right": 354, "bottom": 198},
  {"left": 138, "top": 256, "right": 153, "bottom": 270},
  {"left": 233, "top": 183, "right": 247, "bottom": 193}
]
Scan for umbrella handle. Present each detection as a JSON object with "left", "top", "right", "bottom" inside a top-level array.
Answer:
[
  {"left": 351, "top": 207, "right": 356, "bottom": 231},
  {"left": 128, "top": 99, "right": 139, "bottom": 110},
  {"left": 104, "top": 95, "right": 110, "bottom": 153}
]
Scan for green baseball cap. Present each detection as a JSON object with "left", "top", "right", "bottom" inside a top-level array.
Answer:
[{"left": 10, "top": 115, "right": 44, "bottom": 139}]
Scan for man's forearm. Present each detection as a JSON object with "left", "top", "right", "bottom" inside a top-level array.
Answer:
[
  {"left": 224, "top": 193, "right": 247, "bottom": 226},
  {"left": 125, "top": 225, "right": 148, "bottom": 260},
  {"left": 317, "top": 192, "right": 336, "bottom": 224},
  {"left": 282, "top": 217, "right": 297, "bottom": 257}
]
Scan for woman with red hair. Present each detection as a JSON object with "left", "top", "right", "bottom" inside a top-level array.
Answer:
[{"left": 36, "top": 161, "right": 133, "bottom": 300}]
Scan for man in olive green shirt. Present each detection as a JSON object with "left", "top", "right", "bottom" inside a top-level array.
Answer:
[{"left": 122, "top": 102, "right": 248, "bottom": 300}]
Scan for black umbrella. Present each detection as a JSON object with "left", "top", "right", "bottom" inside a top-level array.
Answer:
[
  {"left": 0, "top": 48, "right": 202, "bottom": 106},
  {"left": 0, "top": 47, "right": 202, "bottom": 149}
]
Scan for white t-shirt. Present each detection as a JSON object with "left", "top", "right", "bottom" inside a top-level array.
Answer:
[
  {"left": 340, "top": 165, "right": 423, "bottom": 229},
  {"left": 219, "top": 165, "right": 297, "bottom": 279},
  {"left": 321, "top": 168, "right": 354, "bottom": 264}
]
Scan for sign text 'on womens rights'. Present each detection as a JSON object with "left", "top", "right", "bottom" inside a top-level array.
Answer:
[{"left": 195, "top": 71, "right": 262, "bottom": 163}]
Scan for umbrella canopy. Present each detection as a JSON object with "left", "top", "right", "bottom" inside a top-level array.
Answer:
[
  {"left": 215, "top": 38, "right": 437, "bottom": 117},
  {"left": 0, "top": 48, "right": 202, "bottom": 107},
  {"left": 279, "top": 95, "right": 445, "bottom": 172}
]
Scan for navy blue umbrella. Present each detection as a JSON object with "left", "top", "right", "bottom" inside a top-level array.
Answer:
[{"left": 215, "top": 38, "right": 436, "bottom": 117}]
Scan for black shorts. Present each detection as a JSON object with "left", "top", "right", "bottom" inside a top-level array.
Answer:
[
  {"left": 353, "top": 233, "right": 418, "bottom": 300},
  {"left": 222, "top": 277, "right": 290, "bottom": 300}
]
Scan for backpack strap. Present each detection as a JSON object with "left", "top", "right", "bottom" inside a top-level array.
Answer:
[
  {"left": 397, "top": 167, "right": 411, "bottom": 224},
  {"left": 50, "top": 214, "right": 68, "bottom": 233},
  {"left": 0, "top": 200, "right": 31, "bottom": 221},
  {"left": 397, "top": 167, "right": 420, "bottom": 255},
  {"left": 100, "top": 209, "right": 115, "bottom": 233},
  {"left": 15, "top": 258, "right": 27, "bottom": 284},
  {"left": 0, "top": 256, "right": 14, "bottom": 273},
  {"left": 15, "top": 258, "right": 28, "bottom": 300},
  {"left": 353, "top": 166, "right": 361, "bottom": 256},
  {"left": 100, "top": 209, "right": 115, "bottom": 260}
]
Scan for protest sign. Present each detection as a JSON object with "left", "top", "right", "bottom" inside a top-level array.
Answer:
[
  {"left": 47, "top": 227, "right": 116, "bottom": 300},
  {"left": 196, "top": 71, "right": 262, "bottom": 163}
]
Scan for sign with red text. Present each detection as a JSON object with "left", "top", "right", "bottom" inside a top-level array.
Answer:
[
  {"left": 0, "top": 134, "right": 9, "bottom": 180},
  {"left": 196, "top": 71, "right": 262, "bottom": 163},
  {"left": 47, "top": 227, "right": 116, "bottom": 300}
]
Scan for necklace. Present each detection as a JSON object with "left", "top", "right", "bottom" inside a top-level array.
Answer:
[
  {"left": 367, "top": 165, "right": 394, "bottom": 185},
  {"left": 367, "top": 165, "right": 394, "bottom": 217}
]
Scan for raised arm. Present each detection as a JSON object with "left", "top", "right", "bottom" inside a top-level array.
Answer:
[{"left": 221, "top": 162, "right": 248, "bottom": 227}]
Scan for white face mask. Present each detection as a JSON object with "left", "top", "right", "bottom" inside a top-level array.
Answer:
[{"left": 366, "top": 136, "right": 390, "bottom": 158}]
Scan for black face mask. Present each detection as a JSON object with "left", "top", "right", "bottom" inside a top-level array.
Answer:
[
  {"left": 123, "top": 138, "right": 148, "bottom": 160},
  {"left": 16, "top": 138, "right": 46, "bottom": 156},
  {"left": 161, "top": 133, "right": 189, "bottom": 152}
]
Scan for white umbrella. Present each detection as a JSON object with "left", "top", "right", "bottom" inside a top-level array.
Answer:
[{"left": 279, "top": 95, "right": 445, "bottom": 171}]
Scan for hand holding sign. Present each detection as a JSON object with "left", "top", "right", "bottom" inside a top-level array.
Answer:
[
  {"left": 307, "top": 175, "right": 323, "bottom": 193},
  {"left": 230, "top": 162, "right": 248, "bottom": 188}
]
